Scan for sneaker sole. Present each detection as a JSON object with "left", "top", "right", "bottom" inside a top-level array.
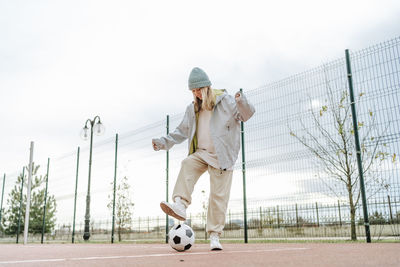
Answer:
[
  {"left": 160, "top": 202, "right": 186, "bottom": 221},
  {"left": 211, "top": 247, "right": 223, "bottom": 251}
]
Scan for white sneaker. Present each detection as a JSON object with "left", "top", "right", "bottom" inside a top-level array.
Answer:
[
  {"left": 210, "top": 233, "right": 223, "bottom": 251},
  {"left": 160, "top": 198, "right": 186, "bottom": 221}
]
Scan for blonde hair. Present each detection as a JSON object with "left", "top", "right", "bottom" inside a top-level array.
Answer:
[{"left": 193, "top": 86, "right": 215, "bottom": 112}]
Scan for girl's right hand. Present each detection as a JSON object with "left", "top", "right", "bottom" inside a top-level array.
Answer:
[{"left": 152, "top": 139, "right": 160, "bottom": 151}]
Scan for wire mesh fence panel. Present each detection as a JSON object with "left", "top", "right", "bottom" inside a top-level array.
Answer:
[
  {"left": 47, "top": 151, "right": 82, "bottom": 243},
  {"left": 0, "top": 171, "right": 19, "bottom": 242},
  {"left": 26, "top": 158, "right": 50, "bottom": 244},
  {"left": 115, "top": 121, "right": 167, "bottom": 241},
  {"left": 350, "top": 37, "right": 400, "bottom": 202},
  {"left": 241, "top": 58, "right": 349, "bottom": 210}
]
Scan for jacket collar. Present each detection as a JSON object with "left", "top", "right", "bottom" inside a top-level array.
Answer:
[{"left": 213, "top": 89, "right": 227, "bottom": 104}]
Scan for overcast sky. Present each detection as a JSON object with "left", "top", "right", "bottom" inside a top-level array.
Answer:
[{"left": 1, "top": 0, "right": 400, "bottom": 175}]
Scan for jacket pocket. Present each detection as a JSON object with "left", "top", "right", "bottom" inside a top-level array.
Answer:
[{"left": 223, "top": 118, "right": 234, "bottom": 133}]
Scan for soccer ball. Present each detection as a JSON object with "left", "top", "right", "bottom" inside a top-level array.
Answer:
[{"left": 168, "top": 224, "right": 195, "bottom": 251}]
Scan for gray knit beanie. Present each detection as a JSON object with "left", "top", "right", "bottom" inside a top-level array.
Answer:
[{"left": 188, "top": 67, "right": 212, "bottom": 90}]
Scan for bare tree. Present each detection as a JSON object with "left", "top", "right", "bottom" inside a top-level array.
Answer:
[
  {"left": 107, "top": 176, "right": 134, "bottom": 242},
  {"left": 289, "top": 84, "right": 395, "bottom": 240}
]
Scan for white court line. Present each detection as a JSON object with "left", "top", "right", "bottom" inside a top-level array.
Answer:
[
  {"left": 7, "top": 245, "right": 168, "bottom": 249},
  {"left": 0, "top": 247, "right": 308, "bottom": 264}
]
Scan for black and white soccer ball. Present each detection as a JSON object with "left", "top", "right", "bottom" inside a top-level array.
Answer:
[{"left": 168, "top": 224, "right": 195, "bottom": 251}]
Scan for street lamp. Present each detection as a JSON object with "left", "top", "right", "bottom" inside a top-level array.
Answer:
[{"left": 80, "top": 116, "right": 105, "bottom": 241}]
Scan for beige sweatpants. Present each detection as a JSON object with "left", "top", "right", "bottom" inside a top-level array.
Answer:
[{"left": 172, "top": 152, "right": 233, "bottom": 235}]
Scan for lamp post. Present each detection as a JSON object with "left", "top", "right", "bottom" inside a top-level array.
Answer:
[{"left": 80, "top": 116, "right": 105, "bottom": 241}]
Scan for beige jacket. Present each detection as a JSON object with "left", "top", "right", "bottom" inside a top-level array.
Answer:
[{"left": 153, "top": 89, "right": 255, "bottom": 170}]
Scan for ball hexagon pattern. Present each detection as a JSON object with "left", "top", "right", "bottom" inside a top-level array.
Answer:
[{"left": 168, "top": 224, "right": 195, "bottom": 252}]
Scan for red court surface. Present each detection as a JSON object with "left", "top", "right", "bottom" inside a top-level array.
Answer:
[{"left": 0, "top": 243, "right": 399, "bottom": 266}]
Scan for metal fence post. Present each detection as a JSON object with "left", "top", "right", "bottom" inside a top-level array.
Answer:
[
  {"left": 157, "top": 216, "right": 160, "bottom": 235},
  {"left": 16, "top": 168, "right": 25, "bottom": 243},
  {"left": 277, "top": 205, "right": 280, "bottom": 228},
  {"left": 345, "top": 49, "right": 371, "bottom": 243},
  {"left": 41, "top": 158, "right": 50, "bottom": 244},
  {"left": 111, "top": 134, "right": 118, "bottom": 244},
  {"left": 72, "top": 147, "right": 80, "bottom": 243},
  {"left": 0, "top": 174, "right": 5, "bottom": 226},
  {"left": 240, "top": 88, "right": 248, "bottom": 243},
  {"left": 315, "top": 202, "right": 320, "bottom": 227},
  {"left": 295, "top": 203, "right": 299, "bottom": 228},
  {"left": 229, "top": 210, "right": 232, "bottom": 230},
  {"left": 204, "top": 212, "right": 207, "bottom": 240},
  {"left": 337, "top": 200, "right": 342, "bottom": 227},
  {"left": 166, "top": 114, "right": 169, "bottom": 243},
  {"left": 387, "top": 195, "right": 393, "bottom": 223}
]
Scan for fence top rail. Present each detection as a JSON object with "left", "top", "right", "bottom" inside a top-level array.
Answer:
[{"left": 350, "top": 36, "right": 400, "bottom": 58}]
